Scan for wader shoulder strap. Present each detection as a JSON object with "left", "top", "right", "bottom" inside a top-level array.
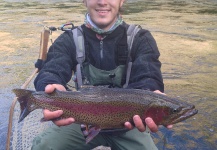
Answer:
[
  {"left": 72, "top": 26, "right": 85, "bottom": 65},
  {"left": 123, "top": 25, "right": 141, "bottom": 88},
  {"left": 127, "top": 25, "right": 141, "bottom": 56},
  {"left": 72, "top": 26, "right": 84, "bottom": 89}
]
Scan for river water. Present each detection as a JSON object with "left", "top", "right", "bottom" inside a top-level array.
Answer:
[{"left": 0, "top": 0, "right": 217, "bottom": 149}]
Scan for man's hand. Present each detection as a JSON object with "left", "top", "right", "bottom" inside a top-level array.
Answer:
[
  {"left": 43, "top": 84, "right": 75, "bottom": 126},
  {"left": 124, "top": 90, "right": 173, "bottom": 132}
]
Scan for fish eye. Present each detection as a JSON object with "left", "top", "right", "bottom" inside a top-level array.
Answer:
[
  {"left": 172, "top": 107, "right": 181, "bottom": 113},
  {"left": 173, "top": 108, "right": 178, "bottom": 113}
]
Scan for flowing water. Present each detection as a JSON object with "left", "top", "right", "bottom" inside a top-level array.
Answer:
[{"left": 0, "top": 0, "right": 217, "bottom": 149}]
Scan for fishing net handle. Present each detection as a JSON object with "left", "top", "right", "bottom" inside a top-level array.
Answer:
[{"left": 6, "top": 29, "right": 50, "bottom": 150}]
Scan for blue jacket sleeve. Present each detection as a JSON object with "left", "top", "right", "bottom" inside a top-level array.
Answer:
[
  {"left": 34, "top": 31, "right": 77, "bottom": 91},
  {"left": 128, "top": 30, "right": 164, "bottom": 92}
]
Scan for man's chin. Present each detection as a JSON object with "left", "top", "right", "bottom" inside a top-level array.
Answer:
[{"left": 96, "top": 22, "right": 113, "bottom": 31}]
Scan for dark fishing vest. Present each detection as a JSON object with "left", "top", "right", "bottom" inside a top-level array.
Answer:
[{"left": 72, "top": 25, "right": 141, "bottom": 90}]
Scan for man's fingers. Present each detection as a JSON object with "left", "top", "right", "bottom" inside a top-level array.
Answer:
[
  {"left": 145, "top": 117, "right": 158, "bottom": 132},
  {"left": 43, "top": 109, "right": 75, "bottom": 126},
  {"left": 43, "top": 109, "right": 63, "bottom": 120},
  {"left": 45, "top": 84, "right": 55, "bottom": 93},
  {"left": 54, "top": 118, "right": 75, "bottom": 126},
  {"left": 52, "top": 84, "right": 66, "bottom": 91},
  {"left": 133, "top": 115, "right": 146, "bottom": 132},
  {"left": 124, "top": 122, "right": 134, "bottom": 130},
  {"left": 45, "top": 84, "right": 66, "bottom": 93},
  {"left": 154, "top": 90, "right": 166, "bottom": 95}
]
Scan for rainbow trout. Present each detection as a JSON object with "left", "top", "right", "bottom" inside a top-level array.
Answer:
[{"left": 13, "top": 87, "right": 197, "bottom": 143}]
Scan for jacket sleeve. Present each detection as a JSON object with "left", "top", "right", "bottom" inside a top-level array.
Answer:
[
  {"left": 34, "top": 31, "right": 77, "bottom": 91},
  {"left": 127, "top": 30, "right": 164, "bottom": 92}
]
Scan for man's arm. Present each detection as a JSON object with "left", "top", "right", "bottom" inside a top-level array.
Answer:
[
  {"left": 34, "top": 32, "right": 77, "bottom": 126},
  {"left": 34, "top": 31, "right": 77, "bottom": 91},
  {"left": 127, "top": 30, "right": 164, "bottom": 92}
]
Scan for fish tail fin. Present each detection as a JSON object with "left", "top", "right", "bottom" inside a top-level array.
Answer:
[
  {"left": 12, "top": 89, "right": 34, "bottom": 123},
  {"left": 80, "top": 124, "right": 101, "bottom": 144}
]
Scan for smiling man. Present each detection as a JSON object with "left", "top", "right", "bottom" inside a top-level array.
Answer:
[
  {"left": 32, "top": 0, "right": 171, "bottom": 149},
  {"left": 85, "top": 0, "right": 124, "bottom": 30}
]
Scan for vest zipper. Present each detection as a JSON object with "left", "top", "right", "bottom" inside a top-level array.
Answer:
[{"left": 100, "top": 40, "right": 103, "bottom": 59}]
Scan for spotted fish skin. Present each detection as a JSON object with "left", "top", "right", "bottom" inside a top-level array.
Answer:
[{"left": 13, "top": 87, "right": 198, "bottom": 129}]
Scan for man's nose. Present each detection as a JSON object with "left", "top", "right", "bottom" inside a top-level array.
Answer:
[{"left": 98, "top": 0, "right": 107, "bottom": 5}]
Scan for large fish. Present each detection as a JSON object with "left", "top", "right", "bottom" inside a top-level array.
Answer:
[{"left": 13, "top": 87, "right": 197, "bottom": 143}]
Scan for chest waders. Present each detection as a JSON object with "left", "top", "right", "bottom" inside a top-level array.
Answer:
[
  {"left": 82, "top": 63, "right": 126, "bottom": 88},
  {"left": 72, "top": 25, "right": 141, "bottom": 90}
]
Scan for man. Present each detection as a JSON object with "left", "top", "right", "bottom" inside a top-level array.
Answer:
[{"left": 32, "top": 0, "right": 172, "bottom": 149}]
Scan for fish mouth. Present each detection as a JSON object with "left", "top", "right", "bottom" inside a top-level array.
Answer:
[{"left": 171, "top": 108, "right": 198, "bottom": 125}]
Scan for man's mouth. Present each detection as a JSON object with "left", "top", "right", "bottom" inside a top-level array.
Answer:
[{"left": 96, "top": 9, "right": 110, "bottom": 15}]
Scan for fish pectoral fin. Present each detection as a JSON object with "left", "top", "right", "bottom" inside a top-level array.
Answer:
[{"left": 85, "top": 126, "right": 101, "bottom": 144}]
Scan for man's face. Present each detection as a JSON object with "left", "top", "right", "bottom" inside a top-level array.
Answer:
[{"left": 83, "top": 0, "right": 125, "bottom": 30}]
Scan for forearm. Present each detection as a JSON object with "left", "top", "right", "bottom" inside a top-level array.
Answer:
[
  {"left": 128, "top": 54, "right": 164, "bottom": 92},
  {"left": 34, "top": 72, "right": 68, "bottom": 91}
]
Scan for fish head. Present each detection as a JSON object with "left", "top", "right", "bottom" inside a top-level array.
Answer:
[{"left": 144, "top": 98, "right": 198, "bottom": 126}]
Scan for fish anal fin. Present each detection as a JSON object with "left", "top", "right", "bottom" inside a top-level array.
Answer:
[{"left": 85, "top": 126, "right": 101, "bottom": 144}]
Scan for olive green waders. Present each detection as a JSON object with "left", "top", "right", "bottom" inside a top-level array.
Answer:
[
  {"left": 82, "top": 63, "right": 126, "bottom": 87},
  {"left": 32, "top": 124, "right": 157, "bottom": 150}
]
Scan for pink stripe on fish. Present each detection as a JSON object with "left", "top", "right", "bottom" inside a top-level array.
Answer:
[{"left": 37, "top": 98, "right": 136, "bottom": 115}]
